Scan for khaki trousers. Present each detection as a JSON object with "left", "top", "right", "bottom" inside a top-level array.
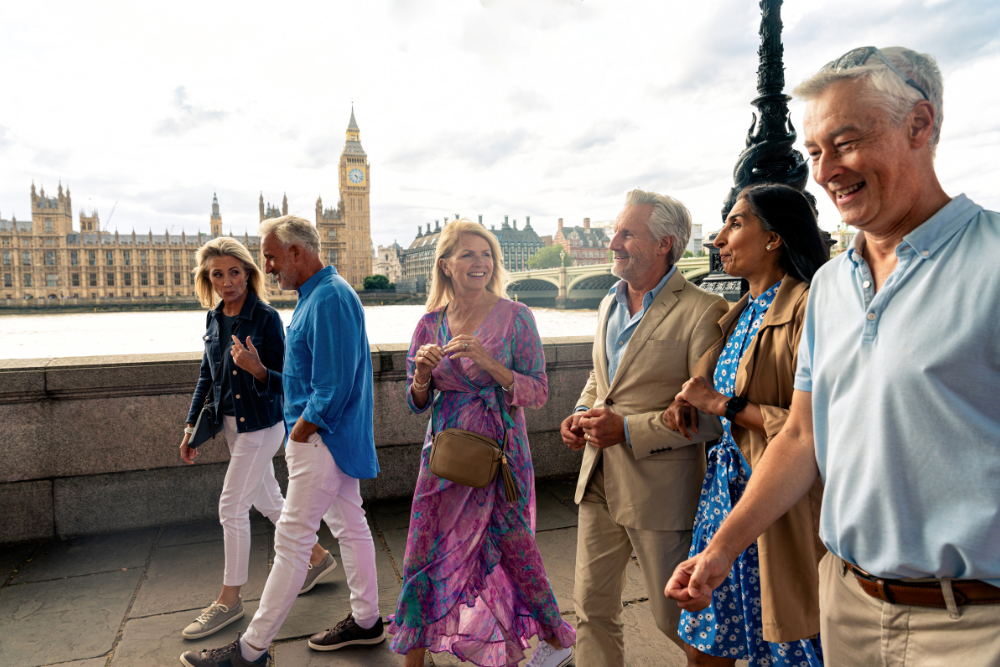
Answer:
[
  {"left": 819, "top": 552, "right": 1000, "bottom": 667},
  {"left": 573, "top": 462, "right": 691, "bottom": 667}
]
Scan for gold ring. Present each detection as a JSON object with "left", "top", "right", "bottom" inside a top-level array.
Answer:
[{"left": 464, "top": 343, "right": 469, "bottom": 350}]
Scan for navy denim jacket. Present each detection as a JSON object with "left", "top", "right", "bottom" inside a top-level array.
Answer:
[{"left": 186, "top": 290, "right": 285, "bottom": 435}]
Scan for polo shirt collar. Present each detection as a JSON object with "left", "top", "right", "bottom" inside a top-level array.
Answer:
[{"left": 298, "top": 265, "right": 335, "bottom": 299}]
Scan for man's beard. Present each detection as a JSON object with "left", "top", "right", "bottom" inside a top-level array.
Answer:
[
  {"left": 276, "top": 265, "right": 298, "bottom": 290},
  {"left": 611, "top": 250, "right": 651, "bottom": 283}
]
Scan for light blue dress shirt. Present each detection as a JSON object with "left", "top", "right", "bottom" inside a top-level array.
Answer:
[
  {"left": 795, "top": 194, "right": 1000, "bottom": 586},
  {"left": 258, "top": 265, "right": 379, "bottom": 479},
  {"left": 576, "top": 267, "right": 675, "bottom": 447}
]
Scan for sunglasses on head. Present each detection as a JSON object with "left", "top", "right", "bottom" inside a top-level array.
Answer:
[{"left": 823, "top": 46, "right": 930, "bottom": 101}]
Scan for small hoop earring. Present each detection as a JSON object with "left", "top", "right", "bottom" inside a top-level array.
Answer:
[{"left": 766, "top": 244, "right": 772, "bottom": 250}]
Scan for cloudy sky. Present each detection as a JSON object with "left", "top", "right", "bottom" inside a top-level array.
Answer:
[{"left": 1, "top": 0, "right": 998, "bottom": 251}]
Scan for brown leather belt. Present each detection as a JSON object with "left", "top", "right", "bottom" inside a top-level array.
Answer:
[{"left": 846, "top": 563, "right": 1000, "bottom": 608}]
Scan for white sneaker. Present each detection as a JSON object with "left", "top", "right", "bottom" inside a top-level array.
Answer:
[{"left": 525, "top": 642, "right": 573, "bottom": 667}]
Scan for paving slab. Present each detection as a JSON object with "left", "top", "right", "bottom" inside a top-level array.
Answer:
[
  {"left": 379, "top": 527, "right": 410, "bottom": 562},
  {"left": 368, "top": 498, "right": 413, "bottom": 532},
  {"left": 130, "top": 535, "right": 268, "bottom": 618},
  {"left": 273, "top": 635, "right": 403, "bottom": 666},
  {"left": 539, "top": 477, "right": 578, "bottom": 506},
  {"left": 55, "top": 659, "right": 110, "bottom": 667},
  {"left": 534, "top": 527, "right": 646, "bottom": 614},
  {"left": 0, "top": 543, "right": 38, "bottom": 582},
  {"left": 0, "top": 569, "right": 141, "bottom": 667},
  {"left": 619, "top": 601, "right": 687, "bottom": 667},
  {"left": 12, "top": 529, "right": 157, "bottom": 584},
  {"left": 111, "top": 601, "right": 259, "bottom": 667},
  {"left": 158, "top": 518, "right": 268, "bottom": 548},
  {"left": 534, "top": 487, "right": 579, "bottom": 532}
]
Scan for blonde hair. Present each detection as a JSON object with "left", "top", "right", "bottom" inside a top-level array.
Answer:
[
  {"left": 193, "top": 237, "right": 268, "bottom": 308},
  {"left": 426, "top": 219, "right": 509, "bottom": 312}
]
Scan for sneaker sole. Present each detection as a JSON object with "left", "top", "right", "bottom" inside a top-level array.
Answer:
[
  {"left": 299, "top": 558, "right": 338, "bottom": 594},
  {"left": 307, "top": 630, "right": 386, "bottom": 651},
  {"left": 180, "top": 608, "right": 246, "bottom": 640}
]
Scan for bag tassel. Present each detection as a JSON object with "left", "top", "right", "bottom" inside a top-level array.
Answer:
[{"left": 500, "top": 454, "right": 519, "bottom": 503}]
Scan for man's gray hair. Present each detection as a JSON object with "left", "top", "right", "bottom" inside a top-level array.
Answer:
[
  {"left": 625, "top": 189, "right": 692, "bottom": 266},
  {"left": 259, "top": 215, "right": 320, "bottom": 255},
  {"left": 794, "top": 46, "right": 944, "bottom": 158}
]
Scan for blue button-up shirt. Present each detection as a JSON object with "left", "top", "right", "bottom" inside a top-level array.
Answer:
[
  {"left": 259, "top": 266, "right": 379, "bottom": 479},
  {"left": 795, "top": 194, "right": 1000, "bottom": 586},
  {"left": 576, "top": 267, "right": 675, "bottom": 446}
]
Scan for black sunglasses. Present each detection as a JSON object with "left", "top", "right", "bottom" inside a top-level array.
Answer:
[{"left": 823, "top": 46, "right": 930, "bottom": 101}]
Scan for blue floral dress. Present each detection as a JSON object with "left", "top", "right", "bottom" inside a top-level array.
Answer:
[{"left": 678, "top": 281, "right": 823, "bottom": 667}]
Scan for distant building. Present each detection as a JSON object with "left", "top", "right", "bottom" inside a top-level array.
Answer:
[
  {"left": 489, "top": 215, "right": 543, "bottom": 273},
  {"left": 688, "top": 223, "right": 704, "bottom": 256},
  {"left": 402, "top": 220, "right": 444, "bottom": 290},
  {"left": 830, "top": 225, "right": 856, "bottom": 255},
  {"left": 539, "top": 235, "right": 553, "bottom": 248},
  {"left": 374, "top": 242, "right": 402, "bottom": 284},
  {"left": 553, "top": 217, "right": 610, "bottom": 266}
]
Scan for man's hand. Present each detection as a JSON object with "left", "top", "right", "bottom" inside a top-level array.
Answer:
[
  {"left": 561, "top": 412, "right": 587, "bottom": 450},
  {"left": 578, "top": 407, "right": 625, "bottom": 449},
  {"left": 664, "top": 546, "right": 737, "bottom": 612},
  {"left": 289, "top": 416, "right": 321, "bottom": 443}
]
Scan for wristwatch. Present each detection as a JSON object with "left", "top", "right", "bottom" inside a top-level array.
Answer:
[
  {"left": 724, "top": 395, "right": 748, "bottom": 422},
  {"left": 184, "top": 425, "right": 196, "bottom": 435}
]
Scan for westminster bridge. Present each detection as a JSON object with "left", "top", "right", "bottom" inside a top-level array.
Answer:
[{"left": 507, "top": 256, "right": 711, "bottom": 308}]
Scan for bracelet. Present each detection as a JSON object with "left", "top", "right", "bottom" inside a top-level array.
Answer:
[
  {"left": 501, "top": 378, "right": 515, "bottom": 393},
  {"left": 412, "top": 377, "right": 431, "bottom": 391},
  {"left": 184, "top": 426, "right": 196, "bottom": 435}
]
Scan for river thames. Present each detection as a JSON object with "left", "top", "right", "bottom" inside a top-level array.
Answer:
[{"left": 0, "top": 305, "right": 600, "bottom": 360}]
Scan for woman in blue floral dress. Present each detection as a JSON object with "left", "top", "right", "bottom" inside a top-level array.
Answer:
[{"left": 663, "top": 184, "right": 831, "bottom": 667}]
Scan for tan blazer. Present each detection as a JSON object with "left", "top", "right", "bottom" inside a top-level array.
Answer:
[
  {"left": 573, "top": 269, "right": 728, "bottom": 532},
  {"left": 692, "top": 277, "right": 825, "bottom": 643}
]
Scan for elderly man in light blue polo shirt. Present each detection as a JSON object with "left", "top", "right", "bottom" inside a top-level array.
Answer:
[{"left": 665, "top": 46, "right": 1000, "bottom": 666}]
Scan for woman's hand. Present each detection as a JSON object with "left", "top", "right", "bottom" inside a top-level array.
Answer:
[
  {"left": 413, "top": 344, "right": 445, "bottom": 386},
  {"left": 442, "top": 335, "right": 494, "bottom": 370},
  {"left": 231, "top": 336, "right": 267, "bottom": 383},
  {"left": 676, "top": 376, "right": 728, "bottom": 417},
  {"left": 662, "top": 399, "right": 700, "bottom": 441},
  {"left": 180, "top": 428, "right": 198, "bottom": 464}
]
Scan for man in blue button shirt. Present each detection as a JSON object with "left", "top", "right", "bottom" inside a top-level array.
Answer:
[
  {"left": 666, "top": 47, "right": 1000, "bottom": 666},
  {"left": 561, "top": 189, "right": 727, "bottom": 667},
  {"left": 181, "top": 216, "right": 382, "bottom": 667}
]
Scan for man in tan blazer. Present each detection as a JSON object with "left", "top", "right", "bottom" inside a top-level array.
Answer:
[{"left": 561, "top": 189, "right": 727, "bottom": 667}]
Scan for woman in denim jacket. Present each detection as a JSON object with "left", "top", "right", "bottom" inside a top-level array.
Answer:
[{"left": 178, "top": 237, "right": 335, "bottom": 640}]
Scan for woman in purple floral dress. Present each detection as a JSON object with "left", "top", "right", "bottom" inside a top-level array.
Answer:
[{"left": 388, "top": 220, "right": 576, "bottom": 667}]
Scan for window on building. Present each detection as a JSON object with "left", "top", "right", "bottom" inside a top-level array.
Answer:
[
  {"left": 45, "top": 218, "right": 53, "bottom": 232},
  {"left": 88, "top": 251, "right": 96, "bottom": 266},
  {"left": 89, "top": 273, "right": 97, "bottom": 287},
  {"left": 157, "top": 273, "right": 165, "bottom": 286},
  {"left": 140, "top": 250, "right": 148, "bottom": 266},
  {"left": 173, "top": 272, "right": 181, "bottom": 286},
  {"left": 107, "top": 273, "right": 115, "bottom": 286},
  {"left": 44, "top": 238, "right": 56, "bottom": 246},
  {"left": 23, "top": 273, "right": 34, "bottom": 286},
  {"left": 47, "top": 274, "right": 57, "bottom": 287},
  {"left": 23, "top": 251, "right": 31, "bottom": 266},
  {"left": 106, "top": 251, "right": 114, "bottom": 266},
  {"left": 46, "top": 251, "right": 55, "bottom": 266},
  {"left": 3, "top": 274, "right": 11, "bottom": 288},
  {"left": 2, "top": 251, "right": 9, "bottom": 266},
  {"left": 189, "top": 251, "right": 196, "bottom": 267},
  {"left": 124, "top": 273, "right": 132, "bottom": 286},
  {"left": 71, "top": 273, "right": 80, "bottom": 287},
  {"left": 173, "top": 250, "right": 181, "bottom": 267},
  {"left": 328, "top": 229, "right": 336, "bottom": 239},
  {"left": 157, "top": 250, "right": 164, "bottom": 266},
  {"left": 1, "top": 237, "right": 9, "bottom": 246},
  {"left": 123, "top": 250, "right": 131, "bottom": 266},
  {"left": 140, "top": 273, "right": 149, "bottom": 286},
  {"left": 71, "top": 251, "right": 79, "bottom": 266}
]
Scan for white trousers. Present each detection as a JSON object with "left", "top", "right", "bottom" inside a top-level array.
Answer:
[
  {"left": 242, "top": 431, "right": 380, "bottom": 650},
  {"left": 220, "top": 416, "right": 286, "bottom": 587}
]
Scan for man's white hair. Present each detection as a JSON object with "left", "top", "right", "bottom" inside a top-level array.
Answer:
[
  {"left": 794, "top": 46, "right": 944, "bottom": 158},
  {"left": 624, "top": 189, "right": 692, "bottom": 266},
  {"left": 259, "top": 215, "right": 320, "bottom": 255}
]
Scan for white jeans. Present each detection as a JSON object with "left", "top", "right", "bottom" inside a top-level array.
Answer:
[
  {"left": 242, "top": 431, "right": 380, "bottom": 650},
  {"left": 220, "top": 416, "right": 285, "bottom": 587}
]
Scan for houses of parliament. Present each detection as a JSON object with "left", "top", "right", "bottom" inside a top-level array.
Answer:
[{"left": 0, "top": 110, "right": 373, "bottom": 301}]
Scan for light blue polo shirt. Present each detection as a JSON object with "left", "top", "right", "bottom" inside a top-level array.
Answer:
[{"left": 795, "top": 194, "right": 1000, "bottom": 586}]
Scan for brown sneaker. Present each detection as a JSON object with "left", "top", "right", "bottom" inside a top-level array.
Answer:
[
  {"left": 307, "top": 613, "right": 385, "bottom": 651},
  {"left": 179, "top": 634, "right": 269, "bottom": 667}
]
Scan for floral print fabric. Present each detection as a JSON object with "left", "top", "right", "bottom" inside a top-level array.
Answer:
[
  {"left": 678, "top": 281, "right": 823, "bottom": 667},
  {"left": 387, "top": 299, "right": 576, "bottom": 666}
]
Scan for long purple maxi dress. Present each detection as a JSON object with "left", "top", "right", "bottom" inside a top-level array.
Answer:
[{"left": 387, "top": 299, "right": 576, "bottom": 666}]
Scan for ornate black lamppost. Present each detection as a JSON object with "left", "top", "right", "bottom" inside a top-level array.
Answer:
[{"left": 699, "top": 0, "right": 811, "bottom": 301}]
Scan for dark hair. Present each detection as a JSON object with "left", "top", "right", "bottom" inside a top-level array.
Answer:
[{"left": 738, "top": 183, "right": 829, "bottom": 284}]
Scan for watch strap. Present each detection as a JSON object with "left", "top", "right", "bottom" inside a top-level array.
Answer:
[{"left": 725, "top": 396, "right": 748, "bottom": 422}]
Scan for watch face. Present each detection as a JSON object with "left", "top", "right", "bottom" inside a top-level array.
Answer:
[{"left": 348, "top": 168, "right": 364, "bottom": 184}]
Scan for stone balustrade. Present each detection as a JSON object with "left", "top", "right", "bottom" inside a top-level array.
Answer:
[{"left": 0, "top": 337, "right": 594, "bottom": 544}]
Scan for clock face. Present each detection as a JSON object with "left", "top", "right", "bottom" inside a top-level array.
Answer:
[{"left": 348, "top": 168, "right": 364, "bottom": 184}]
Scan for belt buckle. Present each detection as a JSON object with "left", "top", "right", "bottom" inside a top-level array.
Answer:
[{"left": 875, "top": 578, "right": 895, "bottom": 604}]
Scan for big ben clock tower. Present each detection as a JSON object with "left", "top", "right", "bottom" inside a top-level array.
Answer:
[{"left": 338, "top": 107, "right": 372, "bottom": 286}]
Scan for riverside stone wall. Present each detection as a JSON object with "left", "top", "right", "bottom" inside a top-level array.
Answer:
[{"left": 0, "top": 337, "right": 594, "bottom": 543}]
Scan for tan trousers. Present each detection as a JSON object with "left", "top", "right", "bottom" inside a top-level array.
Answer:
[
  {"left": 819, "top": 552, "right": 1000, "bottom": 667},
  {"left": 573, "top": 462, "right": 691, "bottom": 667}
]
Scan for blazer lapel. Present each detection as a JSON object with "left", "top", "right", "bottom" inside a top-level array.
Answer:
[
  {"left": 606, "top": 270, "right": 684, "bottom": 395},
  {"left": 593, "top": 292, "right": 615, "bottom": 391}
]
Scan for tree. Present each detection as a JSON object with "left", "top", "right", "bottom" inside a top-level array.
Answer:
[
  {"left": 363, "top": 274, "right": 391, "bottom": 290},
  {"left": 683, "top": 250, "right": 694, "bottom": 258},
  {"left": 528, "top": 244, "right": 574, "bottom": 269}
]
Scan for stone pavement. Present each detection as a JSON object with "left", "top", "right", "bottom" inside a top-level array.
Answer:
[{"left": 0, "top": 478, "right": 721, "bottom": 667}]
